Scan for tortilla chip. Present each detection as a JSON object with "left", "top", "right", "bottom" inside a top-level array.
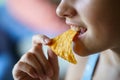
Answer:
[{"left": 49, "top": 29, "right": 77, "bottom": 64}]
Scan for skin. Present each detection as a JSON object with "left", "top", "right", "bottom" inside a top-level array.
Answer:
[
  {"left": 12, "top": 0, "right": 120, "bottom": 80},
  {"left": 56, "top": 0, "right": 120, "bottom": 80},
  {"left": 56, "top": 0, "right": 120, "bottom": 56},
  {"left": 12, "top": 35, "right": 59, "bottom": 80}
]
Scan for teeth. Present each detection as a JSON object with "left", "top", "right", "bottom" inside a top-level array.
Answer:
[{"left": 71, "top": 25, "right": 81, "bottom": 31}]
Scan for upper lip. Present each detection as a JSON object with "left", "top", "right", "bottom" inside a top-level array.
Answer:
[
  {"left": 66, "top": 20, "right": 84, "bottom": 31},
  {"left": 66, "top": 21, "right": 79, "bottom": 26},
  {"left": 65, "top": 20, "right": 84, "bottom": 27}
]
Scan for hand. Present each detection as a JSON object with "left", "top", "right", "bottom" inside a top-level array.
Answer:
[{"left": 12, "top": 35, "right": 59, "bottom": 80}]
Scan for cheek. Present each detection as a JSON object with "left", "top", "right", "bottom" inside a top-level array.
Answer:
[
  {"left": 74, "top": 0, "right": 120, "bottom": 55},
  {"left": 80, "top": 10, "right": 114, "bottom": 53},
  {"left": 84, "top": 24, "right": 116, "bottom": 53},
  {"left": 82, "top": 10, "right": 118, "bottom": 50}
]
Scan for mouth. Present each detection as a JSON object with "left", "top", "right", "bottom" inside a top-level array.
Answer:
[
  {"left": 71, "top": 24, "right": 87, "bottom": 33},
  {"left": 68, "top": 24, "right": 87, "bottom": 38},
  {"left": 66, "top": 20, "right": 88, "bottom": 39}
]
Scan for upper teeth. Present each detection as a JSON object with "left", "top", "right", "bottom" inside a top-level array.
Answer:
[{"left": 71, "top": 25, "right": 81, "bottom": 31}]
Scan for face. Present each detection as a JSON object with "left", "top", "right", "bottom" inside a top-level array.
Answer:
[{"left": 56, "top": 0, "right": 120, "bottom": 56}]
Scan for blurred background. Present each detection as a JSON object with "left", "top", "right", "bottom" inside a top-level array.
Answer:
[{"left": 0, "top": 0, "right": 70, "bottom": 80}]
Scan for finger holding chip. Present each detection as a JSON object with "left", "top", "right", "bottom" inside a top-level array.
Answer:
[
  {"left": 32, "top": 34, "right": 52, "bottom": 45},
  {"left": 31, "top": 35, "right": 59, "bottom": 79},
  {"left": 12, "top": 35, "right": 59, "bottom": 80},
  {"left": 49, "top": 29, "right": 77, "bottom": 64}
]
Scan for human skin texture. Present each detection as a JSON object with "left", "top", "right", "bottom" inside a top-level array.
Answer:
[
  {"left": 12, "top": 0, "right": 120, "bottom": 80},
  {"left": 56, "top": 0, "right": 120, "bottom": 80},
  {"left": 56, "top": 0, "right": 120, "bottom": 56}
]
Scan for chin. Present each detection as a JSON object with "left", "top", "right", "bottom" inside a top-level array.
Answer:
[
  {"left": 72, "top": 44, "right": 90, "bottom": 57},
  {"left": 73, "top": 50, "right": 90, "bottom": 57},
  {"left": 72, "top": 42, "right": 101, "bottom": 57}
]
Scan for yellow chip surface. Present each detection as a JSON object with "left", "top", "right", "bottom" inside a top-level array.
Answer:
[{"left": 49, "top": 29, "right": 77, "bottom": 64}]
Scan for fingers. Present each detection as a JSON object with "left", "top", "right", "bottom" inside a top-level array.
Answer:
[
  {"left": 20, "top": 52, "right": 44, "bottom": 78},
  {"left": 31, "top": 35, "right": 54, "bottom": 76},
  {"left": 31, "top": 34, "right": 59, "bottom": 78},
  {"left": 47, "top": 48, "right": 59, "bottom": 79},
  {"left": 13, "top": 52, "right": 53, "bottom": 79},
  {"left": 12, "top": 61, "right": 37, "bottom": 80},
  {"left": 13, "top": 61, "right": 41, "bottom": 80},
  {"left": 12, "top": 34, "right": 59, "bottom": 80},
  {"left": 48, "top": 48, "right": 59, "bottom": 71},
  {"left": 29, "top": 45, "right": 54, "bottom": 77},
  {"left": 17, "top": 62, "right": 38, "bottom": 78},
  {"left": 32, "top": 35, "right": 51, "bottom": 45}
]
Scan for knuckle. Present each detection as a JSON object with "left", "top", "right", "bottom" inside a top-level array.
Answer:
[
  {"left": 17, "top": 61, "right": 24, "bottom": 67},
  {"left": 18, "top": 62, "right": 35, "bottom": 75},
  {"left": 12, "top": 62, "right": 23, "bottom": 78},
  {"left": 27, "top": 66, "right": 35, "bottom": 75},
  {"left": 21, "top": 52, "right": 34, "bottom": 62},
  {"left": 25, "top": 53, "right": 33, "bottom": 60}
]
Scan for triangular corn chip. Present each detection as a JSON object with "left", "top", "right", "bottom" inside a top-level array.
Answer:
[{"left": 49, "top": 29, "right": 77, "bottom": 64}]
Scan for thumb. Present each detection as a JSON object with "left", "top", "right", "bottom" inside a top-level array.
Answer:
[{"left": 47, "top": 48, "right": 59, "bottom": 79}]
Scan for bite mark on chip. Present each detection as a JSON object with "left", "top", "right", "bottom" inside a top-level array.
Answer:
[{"left": 49, "top": 29, "right": 77, "bottom": 64}]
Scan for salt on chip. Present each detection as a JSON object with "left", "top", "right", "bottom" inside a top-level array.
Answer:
[{"left": 49, "top": 29, "right": 77, "bottom": 64}]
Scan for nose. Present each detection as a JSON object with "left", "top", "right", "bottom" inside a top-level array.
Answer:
[{"left": 56, "top": 2, "right": 77, "bottom": 18}]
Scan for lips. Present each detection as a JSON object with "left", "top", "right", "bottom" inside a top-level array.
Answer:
[
  {"left": 66, "top": 20, "right": 87, "bottom": 38},
  {"left": 71, "top": 24, "right": 87, "bottom": 32},
  {"left": 66, "top": 23, "right": 87, "bottom": 35}
]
